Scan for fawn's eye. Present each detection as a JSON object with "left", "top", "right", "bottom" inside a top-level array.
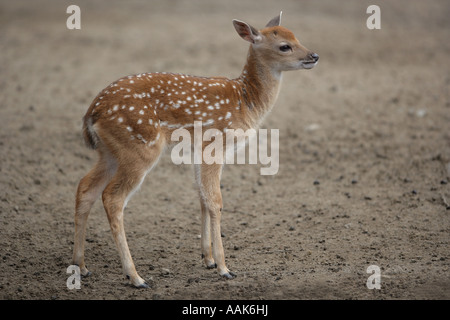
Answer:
[{"left": 279, "top": 45, "right": 292, "bottom": 52}]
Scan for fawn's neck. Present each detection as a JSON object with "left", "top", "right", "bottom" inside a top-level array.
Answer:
[{"left": 235, "top": 45, "right": 282, "bottom": 126}]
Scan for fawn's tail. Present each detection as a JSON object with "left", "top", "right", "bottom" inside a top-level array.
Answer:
[{"left": 82, "top": 113, "right": 99, "bottom": 150}]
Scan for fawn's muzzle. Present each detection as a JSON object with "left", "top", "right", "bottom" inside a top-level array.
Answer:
[
  {"left": 301, "top": 52, "right": 319, "bottom": 69},
  {"left": 310, "top": 53, "right": 319, "bottom": 62}
]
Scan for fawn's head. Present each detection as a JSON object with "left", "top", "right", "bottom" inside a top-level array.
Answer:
[{"left": 233, "top": 12, "right": 319, "bottom": 72}]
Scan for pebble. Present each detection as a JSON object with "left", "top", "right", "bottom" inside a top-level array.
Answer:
[
  {"left": 305, "top": 123, "right": 320, "bottom": 132},
  {"left": 161, "top": 268, "right": 171, "bottom": 275},
  {"left": 416, "top": 109, "right": 427, "bottom": 117}
]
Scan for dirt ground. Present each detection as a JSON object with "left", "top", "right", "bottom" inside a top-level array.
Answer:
[{"left": 0, "top": 0, "right": 449, "bottom": 300}]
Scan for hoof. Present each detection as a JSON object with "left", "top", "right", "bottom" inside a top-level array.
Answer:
[
  {"left": 127, "top": 274, "right": 151, "bottom": 289},
  {"left": 135, "top": 282, "right": 150, "bottom": 289},
  {"left": 206, "top": 263, "right": 217, "bottom": 270},
  {"left": 81, "top": 271, "right": 92, "bottom": 278},
  {"left": 222, "top": 271, "right": 237, "bottom": 279},
  {"left": 80, "top": 267, "right": 91, "bottom": 278}
]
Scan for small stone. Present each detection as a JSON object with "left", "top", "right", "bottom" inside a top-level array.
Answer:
[
  {"left": 416, "top": 109, "right": 427, "bottom": 117},
  {"left": 161, "top": 268, "right": 171, "bottom": 275},
  {"left": 305, "top": 123, "right": 320, "bottom": 132}
]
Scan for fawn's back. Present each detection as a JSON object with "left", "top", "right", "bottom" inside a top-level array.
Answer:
[{"left": 84, "top": 72, "right": 254, "bottom": 151}]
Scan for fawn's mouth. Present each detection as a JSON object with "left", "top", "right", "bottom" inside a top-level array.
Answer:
[{"left": 302, "top": 61, "right": 317, "bottom": 69}]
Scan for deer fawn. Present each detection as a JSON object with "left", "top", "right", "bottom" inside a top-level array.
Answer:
[{"left": 72, "top": 12, "right": 318, "bottom": 288}]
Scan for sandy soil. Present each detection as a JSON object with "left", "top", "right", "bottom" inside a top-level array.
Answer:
[{"left": 0, "top": 0, "right": 449, "bottom": 300}]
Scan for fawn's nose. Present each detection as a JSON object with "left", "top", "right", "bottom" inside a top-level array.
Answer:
[{"left": 310, "top": 53, "right": 319, "bottom": 62}]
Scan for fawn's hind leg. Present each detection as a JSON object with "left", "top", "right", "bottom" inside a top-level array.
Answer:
[
  {"left": 73, "top": 147, "right": 117, "bottom": 276},
  {"left": 101, "top": 145, "right": 162, "bottom": 288}
]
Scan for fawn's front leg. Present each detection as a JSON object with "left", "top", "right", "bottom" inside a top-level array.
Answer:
[
  {"left": 199, "top": 200, "right": 215, "bottom": 269},
  {"left": 195, "top": 164, "right": 215, "bottom": 269},
  {"left": 196, "top": 163, "right": 236, "bottom": 279}
]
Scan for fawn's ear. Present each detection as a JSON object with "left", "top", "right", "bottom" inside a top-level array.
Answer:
[
  {"left": 232, "top": 19, "right": 262, "bottom": 44},
  {"left": 265, "top": 11, "right": 282, "bottom": 28}
]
